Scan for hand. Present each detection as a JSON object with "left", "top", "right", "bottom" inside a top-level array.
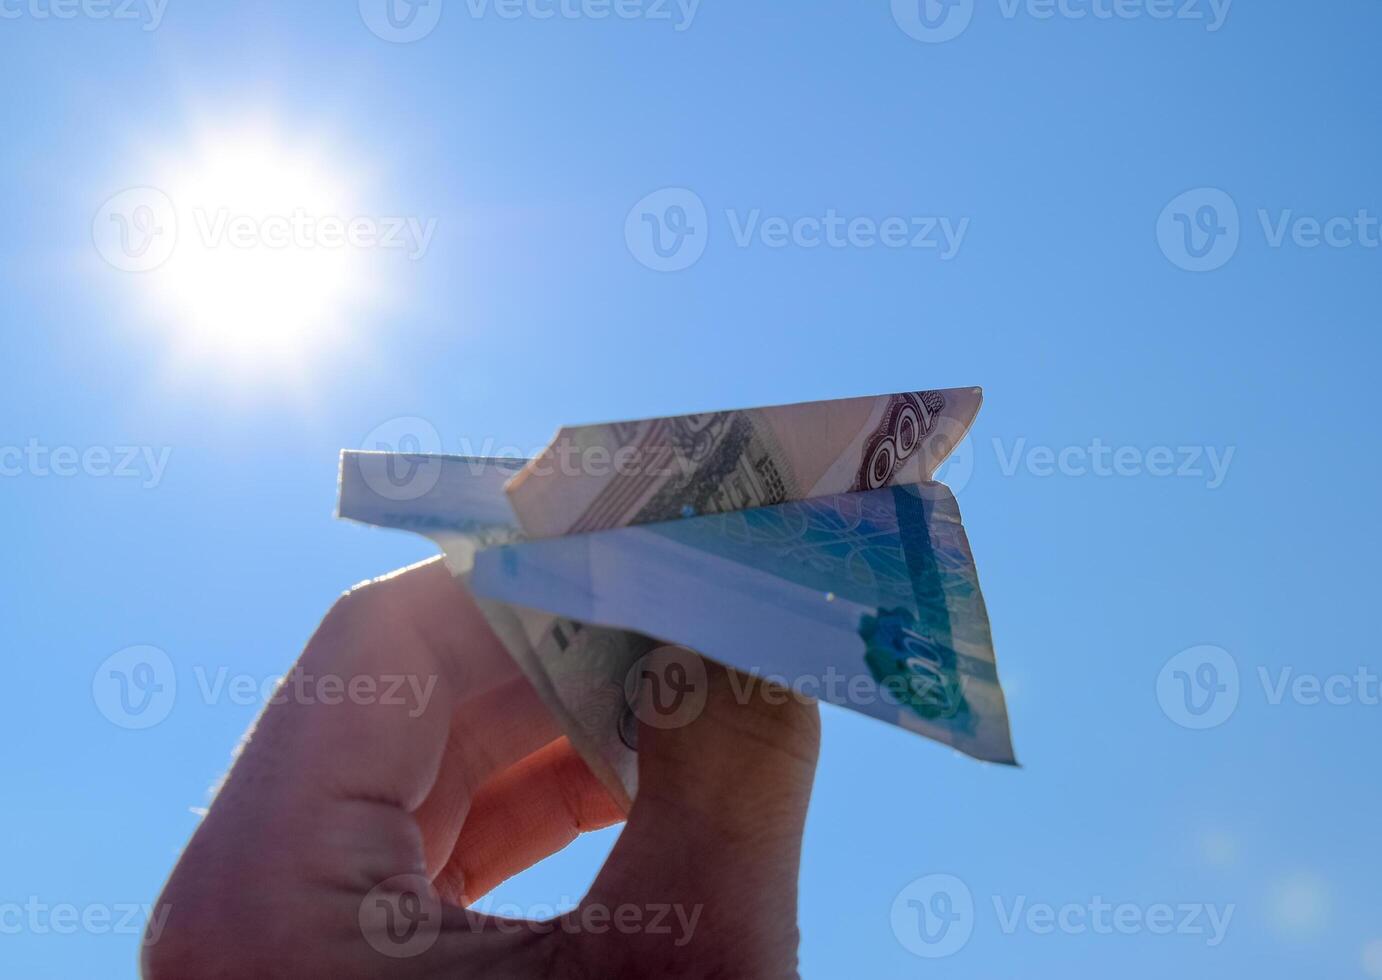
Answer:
[{"left": 143, "top": 558, "right": 820, "bottom": 978}]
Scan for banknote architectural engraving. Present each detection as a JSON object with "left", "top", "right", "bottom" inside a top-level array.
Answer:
[{"left": 338, "top": 389, "right": 1014, "bottom": 811}]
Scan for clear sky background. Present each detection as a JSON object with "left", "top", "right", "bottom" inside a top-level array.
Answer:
[{"left": 3, "top": 1, "right": 1380, "bottom": 976}]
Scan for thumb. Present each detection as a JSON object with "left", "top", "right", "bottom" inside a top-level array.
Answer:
[{"left": 578, "top": 649, "right": 821, "bottom": 977}]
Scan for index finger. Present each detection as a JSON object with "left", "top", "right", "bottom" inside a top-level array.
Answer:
[
  {"left": 173, "top": 558, "right": 561, "bottom": 892},
  {"left": 145, "top": 558, "right": 570, "bottom": 976}
]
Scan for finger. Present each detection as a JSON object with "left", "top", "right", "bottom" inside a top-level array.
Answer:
[
  {"left": 181, "top": 559, "right": 472, "bottom": 880},
  {"left": 146, "top": 558, "right": 560, "bottom": 976},
  {"left": 434, "top": 737, "right": 625, "bottom": 905},
  {"left": 241, "top": 558, "right": 562, "bottom": 865},
  {"left": 578, "top": 654, "right": 821, "bottom": 977},
  {"left": 414, "top": 676, "right": 564, "bottom": 877}
]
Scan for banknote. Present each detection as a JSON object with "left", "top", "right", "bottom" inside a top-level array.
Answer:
[
  {"left": 338, "top": 388, "right": 1011, "bottom": 810},
  {"left": 504, "top": 388, "right": 982, "bottom": 538},
  {"left": 471, "top": 483, "right": 1014, "bottom": 765}
]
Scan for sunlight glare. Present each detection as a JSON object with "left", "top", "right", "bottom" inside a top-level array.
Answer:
[{"left": 136, "top": 126, "right": 378, "bottom": 372}]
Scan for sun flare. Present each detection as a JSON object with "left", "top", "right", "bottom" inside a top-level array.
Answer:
[{"left": 117, "top": 125, "right": 383, "bottom": 375}]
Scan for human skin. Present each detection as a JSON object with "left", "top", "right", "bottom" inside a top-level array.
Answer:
[{"left": 142, "top": 557, "right": 821, "bottom": 978}]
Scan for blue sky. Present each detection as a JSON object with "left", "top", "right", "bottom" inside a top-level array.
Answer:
[{"left": 3, "top": 1, "right": 1380, "bottom": 976}]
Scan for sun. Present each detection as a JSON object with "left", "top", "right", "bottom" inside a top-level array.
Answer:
[{"left": 116, "top": 124, "right": 384, "bottom": 377}]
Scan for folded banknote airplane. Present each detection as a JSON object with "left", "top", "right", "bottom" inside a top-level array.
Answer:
[{"left": 338, "top": 388, "right": 1015, "bottom": 811}]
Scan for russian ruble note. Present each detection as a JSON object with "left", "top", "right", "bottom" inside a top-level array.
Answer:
[
  {"left": 338, "top": 388, "right": 1012, "bottom": 811},
  {"left": 472, "top": 482, "right": 1015, "bottom": 766},
  {"left": 505, "top": 387, "right": 982, "bottom": 538}
]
